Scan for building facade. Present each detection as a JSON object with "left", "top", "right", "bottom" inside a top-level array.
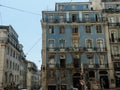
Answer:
[
  {"left": 90, "top": 0, "right": 120, "bottom": 88},
  {"left": 0, "top": 25, "right": 27, "bottom": 89},
  {"left": 27, "top": 61, "right": 40, "bottom": 90},
  {"left": 41, "top": 2, "right": 115, "bottom": 90}
]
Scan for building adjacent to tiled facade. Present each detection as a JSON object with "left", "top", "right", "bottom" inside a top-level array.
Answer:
[
  {"left": 0, "top": 25, "right": 27, "bottom": 89},
  {"left": 90, "top": 0, "right": 120, "bottom": 88},
  {"left": 27, "top": 61, "right": 40, "bottom": 90},
  {"left": 41, "top": 1, "right": 116, "bottom": 90}
]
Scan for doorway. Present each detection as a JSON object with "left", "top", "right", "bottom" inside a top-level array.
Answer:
[
  {"left": 72, "top": 14, "right": 77, "bottom": 22},
  {"left": 100, "top": 76, "right": 109, "bottom": 89},
  {"left": 73, "top": 73, "right": 82, "bottom": 90}
]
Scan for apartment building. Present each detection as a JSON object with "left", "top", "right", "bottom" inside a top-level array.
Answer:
[
  {"left": 90, "top": 0, "right": 120, "bottom": 88},
  {"left": 0, "top": 25, "right": 27, "bottom": 89},
  {"left": 27, "top": 61, "right": 40, "bottom": 90},
  {"left": 41, "top": 2, "right": 115, "bottom": 90}
]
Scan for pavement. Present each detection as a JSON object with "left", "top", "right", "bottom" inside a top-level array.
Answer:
[{"left": 104, "top": 88, "right": 120, "bottom": 90}]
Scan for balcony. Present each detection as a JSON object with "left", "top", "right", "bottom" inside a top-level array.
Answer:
[
  {"left": 83, "top": 64, "right": 108, "bottom": 69},
  {"left": 99, "top": 64, "right": 108, "bottom": 68},
  {"left": 112, "top": 54, "right": 120, "bottom": 60},
  {"left": 102, "top": 0, "right": 120, "bottom": 2},
  {"left": 108, "top": 23, "right": 120, "bottom": 28},
  {"left": 109, "top": 38, "right": 120, "bottom": 43},
  {"left": 47, "top": 47, "right": 56, "bottom": 53},
  {"left": 96, "top": 47, "right": 107, "bottom": 52},
  {"left": 83, "top": 47, "right": 95, "bottom": 52},
  {"left": 42, "top": 17, "right": 106, "bottom": 23},
  {"left": 72, "top": 33, "right": 80, "bottom": 38},
  {"left": 103, "top": 9, "right": 120, "bottom": 13}
]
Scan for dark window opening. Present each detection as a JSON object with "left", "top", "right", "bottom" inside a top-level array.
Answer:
[
  {"left": 73, "top": 59, "right": 80, "bottom": 68},
  {"left": 72, "top": 26, "right": 78, "bottom": 34},
  {"left": 95, "top": 14, "right": 100, "bottom": 22},
  {"left": 60, "top": 59, "right": 66, "bottom": 68},
  {"left": 61, "top": 85, "right": 66, "bottom": 90},
  {"left": 89, "top": 71, "right": 95, "bottom": 78},
  {"left": 49, "top": 26, "right": 54, "bottom": 34},
  {"left": 72, "top": 14, "right": 77, "bottom": 22},
  {"left": 48, "top": 86, "right": 56, "bottom": 90},
  {"left": 85, "top": 26, "right": 91, "bottom": 33},
  {"left": 111, "top": 33, "right": 115, "bottom": 42}
]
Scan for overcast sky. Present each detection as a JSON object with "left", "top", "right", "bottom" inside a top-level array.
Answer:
[{"left": 0, "top": 0, "right": 88, "bottom": 69}]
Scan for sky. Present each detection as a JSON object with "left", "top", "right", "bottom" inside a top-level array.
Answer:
[{"left": 0, "top": 0, "right": 88, "bottom": 69}]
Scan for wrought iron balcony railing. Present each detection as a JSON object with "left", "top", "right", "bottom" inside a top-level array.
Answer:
[
  {"left": 111, "top": 54, "right": 120, "bottom": 60},
  {"left": 102, "top": 0, "right": 120, "bottom": 2},
  {"left": 47, "top": 47, "right": 107, "bottom": 53},
  {"left": 103, "top": 9, "right": 120, "bottom": 13},
  {"left": 109, "top": 38, "right": 120, "bottom": 43},
  {"left": 42, "top": 17, "right": 107, "bottom": 23},
  {"left": 108, "top": 23, "right": 120, "bottom": 27}
]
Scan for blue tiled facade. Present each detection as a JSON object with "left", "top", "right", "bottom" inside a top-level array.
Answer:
[{"left": 42, "top": 2, "right": 109, "bottom": 90}]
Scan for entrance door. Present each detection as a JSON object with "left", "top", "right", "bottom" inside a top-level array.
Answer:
[
  {"left": 100, "top": 76, "right": 109, "bottom": 89},
  {"left": 115, "top": 76, "right": 120, "bottom": 87},
  {"left": 73, "top": 73, "right": 82, "bottom": 90}
]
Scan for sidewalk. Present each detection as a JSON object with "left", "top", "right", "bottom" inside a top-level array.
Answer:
[{"left": 104, "top": 88, "right": 120, "bottom": 90}]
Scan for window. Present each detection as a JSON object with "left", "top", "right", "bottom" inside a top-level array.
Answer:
[
  {"left": 85, "top": 14, "right": 89, "bottom": 21},
  {"left": 97, "top": 39, "right": 104, "bottom": 50},
  {"left": 72, "top": 5, "right": 76, "bottom": 10},
  {"left": 59, "top": 5, "right": 63, "bottom": 10},
  {"left": 98, "top": 55, "right": 105, "bottom": 65},
  {"left": 49, "top": 26, "right": 54, "bottom": 34},
  {"left": 84, "top": 5, "right": 89, "bottom": 9},
  {"left": 113, "top": 46, "right": 119, "bottom": 55},
  {"left": 7, "top": 46, "right": 9, "bottom": 55},
  {"left": 72, "top": 14, "right": 77, "bottom": 22},
  {"left": 59, "top": 39, "right": 65, "bottom": 48},
  {"left": 72, "top": 39, "right": 79, "bottom": 47},
  {"left": 48, "top": 85, "right": 56, "bottom": 90},
  {"left": 6, "top": 59, "right": 8, "bottom": 68},
  {"left": 87, "top": 55, "right": 94, "bottom": 64},
  {"left": 59, "top": 15, "right": 64, "bottom": 22},
  {"left": 108, "top": 16, "right": 116, "bottom": 23},
  {"left": 73, "top": 58, "right": 80, "bottom": 68},
  {"left": 86, "top": 39, "right": 93, "bottom": 48},
  {"left": 59, "top": 26, "right": 65, "bottom": 34},
  {"left": 49, "top": 70, "right": 54, "bottom": 78},
  {"left": 85, "top": 26, "right": 91, "bottom": 33},
  {"left": 96, "top": 25, "right": 102, "bottom": 33},
  {"left": 49, "top": 55, "right": 55, "bottom": 65},
  {"left": 60, "top": 55, "right": 66, "bottom": 68},
  {"left": 95, "top": 14, "right": 100, "bottom": 22},
  {"left": 72, "top": 26, "right": 78, "bottom": 34},
  {"left": 48, "top": 14, "right": 53, "bottom": 22},
  {"left": 49, "top": 40, "right": 54, "bottom": 48},
  {"left": 111, "top": 31, "right": 117, "bottom": 42}
]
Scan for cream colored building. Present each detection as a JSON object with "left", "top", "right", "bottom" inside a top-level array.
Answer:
[
  {"left": 27, "top": 61, "right": 40, "bottom": 90},
  {"left": 90, "top": 0, "right": 120, "bottom": 88},
  {"left": 0, "top": 25, "right": 27, "bottom": 89}
]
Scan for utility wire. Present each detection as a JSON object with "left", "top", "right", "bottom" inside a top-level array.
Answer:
[
  {"left": 0, "top": 4, "right": 41, "bottom": 16},
  {"left": 26, "top": 37, "right": 41, "bottom": 56}
]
